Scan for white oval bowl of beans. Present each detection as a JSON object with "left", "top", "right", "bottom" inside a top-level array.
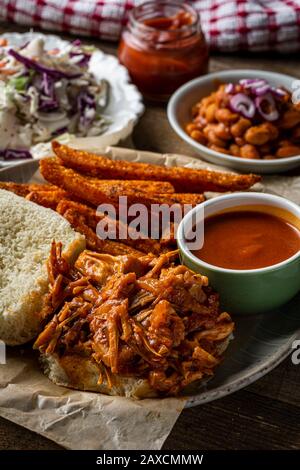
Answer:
[{"left": 167, "top": 69, "right": 300, "bottom": 174}]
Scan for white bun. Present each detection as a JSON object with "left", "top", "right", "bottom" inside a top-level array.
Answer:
[
  {"left": 40, "top": 336, "right": 232, "bottom": 398},
  {"left": 40, "top": 353, "right": 157, "bottom": 399},
  {"left": 0, "top": 189, "right": 86, "bottom": 346}
]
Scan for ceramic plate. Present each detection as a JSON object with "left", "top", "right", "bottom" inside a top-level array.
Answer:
[
  {"left": 0, "top": 32, "right": 144, "bottom": 167},
  {"left": 1, "top": 159, "right": 299, "bottom": 408}
]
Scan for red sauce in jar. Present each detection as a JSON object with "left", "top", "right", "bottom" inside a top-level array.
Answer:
[
  {"left": 118, "top": 2, "right": 209, "bottom": 102},
  {"left": 143, "top": 10, "right": 193, "bottom": 30}
]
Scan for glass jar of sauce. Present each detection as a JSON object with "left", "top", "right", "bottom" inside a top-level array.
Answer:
[{"left": 118, "top": 1, "right": 209, "bottom": 102}]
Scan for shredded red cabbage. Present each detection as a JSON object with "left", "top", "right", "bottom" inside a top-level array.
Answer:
[
  {"left": 8, "top": 49, "right": 82, "bottom": 80},
  {"left": 77, "top": 90, "right": 96, "bottom": 128},
  {"left": 39, "top": 98, "right": 59, "bottom": 111},
  {"left": 51, "top": 126, "right": 68, "bottom": 137},
  {"left": 77, "top": 91, "right": 95, "bottom": 110},
  {"left": 40, "top": 72, "right": 55, "bottom": 97},
  {"left": 0, "top": 149, "right": 33, "bottom": 160},
  {"left": 20, "top": 41, "right": 29, "bottom": 50},
  {"left": 70, "top": 51, "right": 91, "bottom": 67},
  {"left": 36, "top": 73, "right": 59, "bottom": 111}
]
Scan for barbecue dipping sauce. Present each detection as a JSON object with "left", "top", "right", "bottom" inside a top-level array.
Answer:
[{"left": 193, "top": 210, "right": 300, "bottom": 270}]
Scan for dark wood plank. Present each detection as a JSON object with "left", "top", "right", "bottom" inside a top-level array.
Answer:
[
  {"left": 0, "top": 357, "right": 298, "bottom": 450},
  {"left": 0, "top": 416, "right": 62, "bottom": 450},
  {"left": 247, "top": 356, "right": 300, "bottom": 407},
  {"left": 164, "top": 388, "right": 300, "bottom": 450}
]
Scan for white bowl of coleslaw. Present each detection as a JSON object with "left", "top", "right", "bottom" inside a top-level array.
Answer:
[{"left": 0, "top": 32, "right": 144, "bottom": 166}]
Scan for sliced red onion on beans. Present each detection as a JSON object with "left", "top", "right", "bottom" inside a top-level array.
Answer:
[
  {"left": 239, "top": 79, "right": 287, "bottom": 100},
  {"left": 229, "top": 93, "right": 256, "bottom": 118},
  {"left": 251, "top": 80, "right": 267, "bottom": 89},
  {"left": 255, "top": 93, "right": 279, "bottom": 121},
  {"left": 239, "top": 78, "right": 271, "bottom": 96},
  {"left": 0, "top": 149, "right": 32, "bottom": 160},
  {"left": 270, "top": 87, "right": 287, "bottom": 98},
  {"left": 252, "top": 84, "right": 270, "bottom": 96},
  {"left": 225, "top": 83, "right": 235, "bottom": 94},
  {"left": 239, "top": 79, "right": 255, "bottom": 86},
  {"left": 239, "top": 78, "right": 267, "bottom": 89}
]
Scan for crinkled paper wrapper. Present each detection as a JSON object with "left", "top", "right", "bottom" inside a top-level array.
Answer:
[{"left": 0, "top": 141, "right": 300, "bottom": 450}]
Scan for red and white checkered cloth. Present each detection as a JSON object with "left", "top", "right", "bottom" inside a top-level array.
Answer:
[{"left": 0, "top": 0, "right": 300, "bottom": 52}]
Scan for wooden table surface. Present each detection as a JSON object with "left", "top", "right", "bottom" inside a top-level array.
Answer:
[{"left": 0, "top": 23, "right": 299, "bottom": 451}]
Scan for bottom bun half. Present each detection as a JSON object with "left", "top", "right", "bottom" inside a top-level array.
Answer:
[
  {"left": 40, "top": 335, "right": 232, "bottom": 399},
  {"left": 40, "top": 353, "right": 158, "bottom": 399}
]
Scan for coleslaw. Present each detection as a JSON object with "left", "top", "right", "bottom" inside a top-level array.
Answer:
[{"left": 0, "top": 37, "right": 110, "bottom": 160}]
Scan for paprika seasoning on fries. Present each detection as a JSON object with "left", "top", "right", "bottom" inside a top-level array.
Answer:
[
  {"left": 52, "top": 141, "right": 260, "bottom": 193},
  {"left": 1, "top": 143, "right": 260, "bottom": 258}
]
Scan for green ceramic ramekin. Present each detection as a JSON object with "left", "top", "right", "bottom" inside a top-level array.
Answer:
[{"left": 177, "top": 193, "right": 300, "bottom": 315}]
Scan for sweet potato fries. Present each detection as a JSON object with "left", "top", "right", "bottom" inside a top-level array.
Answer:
[
  {"left": 39, "top": 158, "right": 205, "bottom": 209},
  {"left": 1, "top": 142, "right": 260, "bottom": 257},
  {"left": 53, "top": 141, "right": 260, "bottom": 193}
]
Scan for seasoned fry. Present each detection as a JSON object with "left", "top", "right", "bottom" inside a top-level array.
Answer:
[
  {"left": 57, "top": 199, "right": 165, "bottom": 255},
  {"left": 61, "top": 178, "right": 174, "bottom": 194},
  {"left": 63, "top": 208, "right": 144, "bottom": 257},
  {"left": 117, "top": 179, "right": 174, "bottom": 193},
  {"left": 40, "top": 158, "right": 192, "bottom": 209},
  {"left": 57, "top": 200, "right": 99, "bottom": 228},
  {"left": 26, "top": 190, "right": 69, "bottom": 210},
  {"left": 0, "top": 181, "right": 59, "bottom": 197},
  {"left": 156, "top": 193, "right": 205, "bottom": 206},
  {"left": 85, "top": 179, "right": 174, "bottom": 198},
  {"left": 52, "top": 141, "right": 261, "bottom": 192}
]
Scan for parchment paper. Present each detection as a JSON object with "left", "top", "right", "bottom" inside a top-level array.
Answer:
[
  {"left": 0, "top": 348, "right": 184, "bottom": 450},
  {"left": 0, "top": 141, "right": 300, "bottom": 450}
]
